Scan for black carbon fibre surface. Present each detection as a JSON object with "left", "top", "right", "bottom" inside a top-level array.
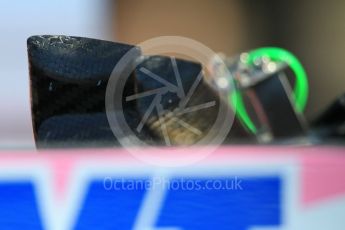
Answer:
[
  {"left": 28, "top": 35, "right": 252, "bottom": 148},
  {"left": 133, "top": 55, "right": 251, "bottom": 145},
  {"left": 28, "top": 35, "right": 137, "bottom": 82},
  {"left": 28, "top": 35, "right": 144, "bottom": 148}
]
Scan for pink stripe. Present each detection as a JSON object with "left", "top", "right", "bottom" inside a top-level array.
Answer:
[
  {"left": 0, "top": 146, "right": 344, "bottom": 206},
  {"left": 301, "top": 148, "right": 345, "bottom": 206}
]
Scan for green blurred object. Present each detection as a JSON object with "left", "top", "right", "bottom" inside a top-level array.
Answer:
[{"left": 230, "top": 47, "right": 309, "bottom": 134}]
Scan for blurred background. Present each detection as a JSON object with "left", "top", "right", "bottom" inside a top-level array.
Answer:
[{"left": 1, "top": 0, "right": 344, "bottom": 148}]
